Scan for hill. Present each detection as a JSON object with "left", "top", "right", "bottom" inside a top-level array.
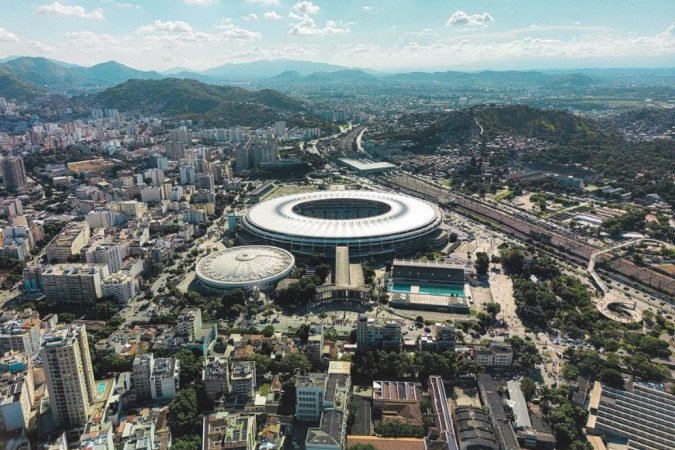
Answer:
[
  {"left": 0, "top": 72, "right": 48, "bottom": 101},
  {"left": 0, "top": 57, "right": 162, "bottom": 94},
  {"left": 91, "top": 78, "right": 305, "bottom": 126}
]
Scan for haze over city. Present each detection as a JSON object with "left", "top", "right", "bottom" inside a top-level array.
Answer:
[{"left": 0, "top": 0, "right": 673, "bottom": 71}]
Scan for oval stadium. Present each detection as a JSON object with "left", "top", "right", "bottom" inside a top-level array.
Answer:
[
  {"left": 195, "top": 245, "right": 295, "bottom": 292},
  {"left": 238, "top": 190, "right": 446, "bottom": 258}
]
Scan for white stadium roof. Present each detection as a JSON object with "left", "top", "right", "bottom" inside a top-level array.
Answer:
[
  {"left": 195, "top": 245, "right": 294, "bottom": 289},
  {"left": 244, "top": 190, "right": 439, "bottom": 239}
]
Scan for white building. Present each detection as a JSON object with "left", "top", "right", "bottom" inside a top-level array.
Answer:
[
  {"left": 149, "top": 357, "right": 180, "bottom": 401},
  {"left": 295, "top": 373, "right": 326, "bottom": 421},
  {"left": 102, "top": 272, "right": 136, "bottom": 304}
]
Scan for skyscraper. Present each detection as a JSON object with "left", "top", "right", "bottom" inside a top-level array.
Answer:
[
  {"left": 41, "top": 324, "right": 96, "bottom": 428},
  {"left": 1, "top": 157, "right": 27, "bottom": 192}
]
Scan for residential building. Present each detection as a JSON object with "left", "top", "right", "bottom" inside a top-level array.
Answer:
[
  {"left": 179, "top": 165, "right": 197, "bottom": 185},
  {"left": 111, "top": 201, "right": 148, "bottom": 220},
  {"left": 41, "top": 324, "right": 96, "bottom": 427},
  {"left": 296, "top": 373, "right": 327, "bottom": 421},
  {"left": 79, "top": 421, "right": 114, "bottom": 450},
  {"left": 84, "top": 242, "right": 124, "bottom": 274},
  {"left": 419, "top": 323, "right": 456, "bottom": 352},
  {"left": 101, "top": 272, "right": 136, "bottom": 304},
  {"left": 474, "top": 343, "right": 513, "bottom": 367},
  {"left": 86, "top": 209, "right": 118, "bottom": 229},
  {"left": 586, "top": 380, "right": 674, "bottom": 450},
  {"left": 231, "top": 361, "right": 256, "bottom": 400},
  {"left": 307, "top": 324, "right": 324, "bottom": 365},
  {"left": 41, "top": 264, "right": 108, "bottom": 305},
  {"left": 177, "top": 308, "right": 202, "bottom": 341},
  {"left": 150, "top": 358, "right": 180, "bottom": 401},
  {"left": 0, "top": 310, "right": 41, "bottom": 356},
  {"left": 203, "top": 356, "right": 229, "bottom": 401},
  {"left": 202, "top": 411, "right": 256, "bottom": 450},
  {"left": 132, "top": 353, "right": 154, "bottom": 401},
  {"left": 46, "top": 223, "right": 91, "bottom": 263},
  {"left": 0, "top": 352, "right": 34, "bottom": 432},
  {"left": 356, "top": 315, "right": 402, "bottom": 352},
  {"left": 1, "top": 156, "right": 27, "bottom": 192},
  {"left": 2, "top": 197, "right": 22, "bottom": 217}
]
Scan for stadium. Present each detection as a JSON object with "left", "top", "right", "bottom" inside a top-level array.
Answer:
[
  {"left": 238, "top": 190, "right": 446, "bottom": 258},
  {"left": 195, "top": 245, "right": 295, "bottom": 292}
]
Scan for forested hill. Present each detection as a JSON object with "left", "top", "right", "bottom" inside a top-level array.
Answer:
[{"left": 90, "top": 78, "right": 306, "bottom": 127}]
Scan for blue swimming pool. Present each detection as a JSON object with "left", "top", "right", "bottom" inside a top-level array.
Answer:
[
  {"left": 391, "top": 282, "right": 465, "bottom": 297},
  {"left": 97, "top": 382, "right": 107, "bottom": 392}
]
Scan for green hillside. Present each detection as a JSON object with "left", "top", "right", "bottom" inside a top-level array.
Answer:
[{"left": 92, "top": 78, "right": 305, "bottom": 127}]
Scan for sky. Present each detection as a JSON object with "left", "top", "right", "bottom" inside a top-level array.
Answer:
[{"left": 0, "top": 0, "right": 673, "bottom": 72}]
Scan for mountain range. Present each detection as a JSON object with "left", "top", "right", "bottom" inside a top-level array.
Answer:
[{"left": 0, "top": 55, "right": 673, "bottom": 104}]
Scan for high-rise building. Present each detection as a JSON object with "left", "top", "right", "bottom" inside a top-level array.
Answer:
[
  {"left": 40, "top": 264, "right": 108, "bottom": 305},
  {"left": 296, "top": 373, "right": 326, "bottom": 421},
  {"left": 307, "top": 324, "right": 324, "bottom": 365},
  {"left": 203, "top": 411, "right": 256, "bottom": 450},
  {"left": 231, "top": 361, "right": 256, "bottom": 400},
  {"left": 2, "top": 197, "right": 22, "bottom": 217},
  {"left": 0, "top": 310, "right": 41, "bottom": 356},
  {"left": 196, "top": 173, "right": 215, "bottom": 191},
  {"left": 1, "top": 157, "right": 27, "bottom": 192},
  {"left": 150, "top": 358, "right": 180, "bottom": 400},
  {"left": 101, "top": 272, "right": 136, "bottom": 305},
  {"left": 356, "top": 315, "right": 402, "bottom": 352},
  {"left": 41, "top": 324, "right": 96, "bottom": 428},
  {"left": 132, "top": 353, "right": 154, "bottom": 401},
  {"left": 203, "top": 356, "right": 230, "bottom": 401},
  {"left": 84, "top": 243, "right": 123, "bottom": 274},
  {"left": 0, "top": 352, "right": 35, "bottom": 432},
  {"left": 179, "top": 165, "right": 197, "bottom": 185},
  {"left": 252, "top": 141, "right": 278, "bottom": 167}
]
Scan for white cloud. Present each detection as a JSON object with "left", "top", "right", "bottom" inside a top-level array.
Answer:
[
  {"left": 446, "top": 10, "right": 494, "bottom": 28},
  {"left": 403, "top": 28, "right": 439, "bottom": 39},
  {"left": 264, "top": 11, "right": 282, "bottom": 20},
  {"left": 289, "top": 18, "right": 350, "bottom": 36},
  {"left": 36, "top": 2, "right": 105, "bottom": 20},
  {"left": 181, "top": 0, "right": 216, "bottom": 5},
  {"left": 138, "top": 20, "right": 194, "bottom": 33},
  {"left": 362, "top": 6, "right": 376, "bottom": 11},
  {"left": 217, "top": 18, "right": 261, "bottom": 40},
  {"left": 64, "top": 31, "right": 119, "bottom": 45},
  {"left": 0, "top": 27, "right": 20, "bottom": 43},
  {"left": 244, "top": 13, "right": 258, "bottom": 21},
  {"left": 101, "top": 0, "right": 141, "bottom": 9},
  {"left": 246, "top": 0, "right": 279, "bottom": 4},
  {"left": 27, "top": 40, "right": 53, "bottom": 52},
  {"left": 292, "top": 1, "right": 320, "bottom": 15}
]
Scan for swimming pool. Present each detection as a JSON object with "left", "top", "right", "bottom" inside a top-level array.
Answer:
[
  {"left": 391, "top": 282, "right": 465, "bottom": 297},
  {"left": 97, "top": 382, "right": 107, "bottom": 392}
]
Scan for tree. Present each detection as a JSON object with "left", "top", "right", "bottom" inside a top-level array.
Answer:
[
  {"left": 500, "top": 248, "right": 525, "bottom": 276},
  {"left": 171, "top": 436, "right": 201, "bottom": 450},
  {"left": 520, "top": 377, "right": 537, "bottom": 401},
  {"left": 315, "top": 263, "right": 331, "bottom": 284},
  {"left": 506, "top": 336, "right": 543, "bottom": 367},
  {"left": 278, "top": 352, "right": 311, "bottom": 374},
  {"left": 168, "top": 388, "right": 200, "bottom": 438},
  {"left": 475, "top": 251, "right": 490, "bottom": 276},
  {"left": 349, "top": 445, "right": 377, "bottom": 450},
  {"left": 173, "top": 349, "right": 203, "bottom": 384},
  {"left": 485, "top": 303, "right": 501, "bottom": 317},
  {"left": 297, "top": 324, "right": 311, "bottom": 344},
  {"left": 599, "top": 368, "right": 624, "bottom": 389},
  {"left": 93, "top": 300, "right": 118, "bottom": 320},
  {"left": 261, "top": 325, "right": 275, "bottom": 337}
]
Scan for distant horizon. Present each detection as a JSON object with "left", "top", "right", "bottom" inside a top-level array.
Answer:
[
  {"left": 2, "top": 54, "right": 675, "bottom": 77},
  {"left": 0, "top": 1, "right": 673, "bottom": 72}
]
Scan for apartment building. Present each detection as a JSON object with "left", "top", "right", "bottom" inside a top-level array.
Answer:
[
  {"left": 41, "top": 264, "right": 109, "bottom": 305},
  {"left": 203, "top": 356, "right": 230, "bottom": 401},
  {"left": 231, "top": 361, "right": 256, "bottom": 400},
  {"left": 150, "top": 358, "right": 180, "bottom": 401},
  {"left": 41, "top": 324, "right": 96, "bottom": 427},
  {"left": 356, "top": 315, "right": 402, "bottom": 352},
  {"left": 296, "top": 373, "right": 327, "bottom": 422},
  {"left": 46, "top": 223, "right": 91, "bottom": 263},
  {"left": 202, "top": 411, "right": 256, "bottom": 450}
]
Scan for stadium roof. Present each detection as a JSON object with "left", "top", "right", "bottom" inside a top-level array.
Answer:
[
  {"left": 245, "top": 190, "right": 439, "bottom": 239},
  {"left": 195, "top": 245, "right": 294, "bottom": 289}
]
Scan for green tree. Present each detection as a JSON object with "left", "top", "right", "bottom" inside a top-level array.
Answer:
[
  {"left": 599, "top": 368, "right": 624, "bottom": 389},
  {"left": 168, "top": 388, "right": 200, "bottom": 438},
  {"left": 261, "top": 325, "right": 275, "bottom": 337},
  {"left": 520, "top": 377, "right": 537, "bottom": 401},
  {"left": 278, "top": 352, "right": 311, "bottom": 374},
  {"left": 315, "top": 263, "right": 331, "bottom": 284},
  {"left": 475, "top": 251, "right": 490, "bottom": 275}
]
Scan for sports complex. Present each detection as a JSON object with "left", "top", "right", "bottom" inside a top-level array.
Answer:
[{"left": 237, "top": 190, "right": 446, "bottom": 258}]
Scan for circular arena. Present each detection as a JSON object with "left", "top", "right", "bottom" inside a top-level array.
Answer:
[
  {"left": 195, "top": 245, "right": 295, "bottom": 291},
  {"left": 238, "top": 190, "right": 445, "bottom": 258}
]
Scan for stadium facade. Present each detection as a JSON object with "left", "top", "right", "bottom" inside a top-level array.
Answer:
[{"left": 238, "top": 190, "right": 446, "bottom": 258}]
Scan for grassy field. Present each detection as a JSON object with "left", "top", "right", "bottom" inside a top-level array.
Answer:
[
  {"left": 262, "top": 184, "right": 318, "bottom": 201},
  {"left": 495, "top": 189, "right": 512, "bottom": 201}
]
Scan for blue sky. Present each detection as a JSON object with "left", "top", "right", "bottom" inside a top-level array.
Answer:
[{"left": 0, "top": 0, "right": 673, "bottom": 71}]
